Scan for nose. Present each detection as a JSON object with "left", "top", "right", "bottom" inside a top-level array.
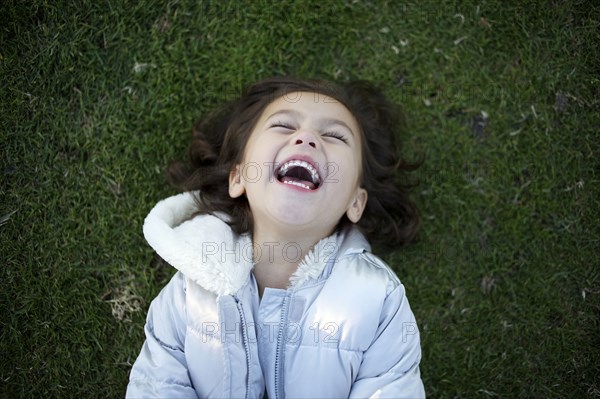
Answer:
[{"left": 293, "top": 130, "right": 317, "bottom": 149}]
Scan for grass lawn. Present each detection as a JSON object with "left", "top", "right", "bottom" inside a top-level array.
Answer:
[{"left": 1, "top": 0, "right": 598, "bottom": 397}]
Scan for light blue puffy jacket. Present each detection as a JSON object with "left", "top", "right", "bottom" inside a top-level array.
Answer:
[{"left": 126, "top": 193, "right": 425, "bottom": 398}]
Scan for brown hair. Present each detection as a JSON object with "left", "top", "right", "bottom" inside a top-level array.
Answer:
[{"left": 167, "top": 77, "right": 421, "bottom": 252}]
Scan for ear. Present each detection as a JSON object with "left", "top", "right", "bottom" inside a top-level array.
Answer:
[
  {"left": 228, "top": 165, "right": 245, "bottom": 198},
  {"left": 346, "top": 187, "right": 368, "bottom": 223}
]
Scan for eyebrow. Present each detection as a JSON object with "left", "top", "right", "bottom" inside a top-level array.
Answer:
[{"left": 266, "top": 109, "right": 355, "bottom": 136}]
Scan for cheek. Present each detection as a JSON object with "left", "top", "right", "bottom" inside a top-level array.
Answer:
[
  {"left": 243, "top": 134, "right": 272, "bottom": 160},
  {"left": 328, "top": 164, "right": 357, "bottom": 192},
  {"left": 345, "top": 150, "right": 363, "bottom": 181},
  {"left": 354, "top": 148, "right": 364, "bottom": 185},
  {"left": 240, "top": 151, "right": 276, "bottom": 183}
]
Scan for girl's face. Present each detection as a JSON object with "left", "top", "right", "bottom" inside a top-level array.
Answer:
[{"left": 229, "top": 91, "right": 367, "bottom": 239}]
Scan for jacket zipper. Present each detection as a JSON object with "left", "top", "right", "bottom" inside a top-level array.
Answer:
[
  {"left": 274, "top": 294, "right": 290, "bottom": 399},
  {"left": 234, "top": 296, "right": 251, "bottom": 399}
]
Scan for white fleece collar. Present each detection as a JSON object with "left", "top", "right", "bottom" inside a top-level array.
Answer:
[
  {"left": 143, "top": 193, "right": 346, "bottom": 296},
  {"left": 143, "top": 193, "right": 253, "bottom": 296},
  {"left": 289, "top": 234, "right": 338, "bottom": 287}
]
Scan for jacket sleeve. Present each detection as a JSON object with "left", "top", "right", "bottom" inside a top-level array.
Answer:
[
  {"left": 349, "top": 282, "right": 425, "bottom": 399},
  {"left": 126, "top": 272, "right": 198, "bottom": 398}
]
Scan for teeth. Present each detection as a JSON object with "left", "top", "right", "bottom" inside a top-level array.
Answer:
[
  {"left": 283, "top": 180, "right": 311, "bottom": 190},
  {"left": 277, "top": 159, "right": 321, "bottom": 185}
]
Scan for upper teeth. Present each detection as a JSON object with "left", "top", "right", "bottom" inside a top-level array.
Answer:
[{"left": 278, "top": 160, "right": 321, "bottom": 184}]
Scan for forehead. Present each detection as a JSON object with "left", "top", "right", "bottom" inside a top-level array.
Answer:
[{"left": 260, "top": 91, "right": 360, "bottom": 133}]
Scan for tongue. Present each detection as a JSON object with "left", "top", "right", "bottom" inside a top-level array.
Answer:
[{"left": 280, "top": 176, "right": 316, "bottom": 190}]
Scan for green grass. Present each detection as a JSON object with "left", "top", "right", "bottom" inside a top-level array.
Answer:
[{"left": 1, "top": 0, "right": 598, "bottom": 397}]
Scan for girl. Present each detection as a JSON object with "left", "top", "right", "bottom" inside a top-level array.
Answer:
[{"left": 126, "top": 77, "right": 425, "bottom": 398}]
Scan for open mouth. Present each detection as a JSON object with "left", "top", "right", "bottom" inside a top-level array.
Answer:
[{"left": 276, "top": 160, "right": 321, "bottom": 190}]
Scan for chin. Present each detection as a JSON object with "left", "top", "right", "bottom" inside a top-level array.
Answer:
[{"left": 273, "top": 212, "right": 316, "bottom": 227}]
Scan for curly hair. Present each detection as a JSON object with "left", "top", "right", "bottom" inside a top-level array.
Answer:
[{"left": 167, "top": 76, "right": 421, "bottom": 252}]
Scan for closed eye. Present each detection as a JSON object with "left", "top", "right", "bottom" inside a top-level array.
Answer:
[
  {"left": 270, "top": 121, "right": 295, "bottom": 130},
  {"left": 322, "top": 131, "right": 348, "bottom": 143}
]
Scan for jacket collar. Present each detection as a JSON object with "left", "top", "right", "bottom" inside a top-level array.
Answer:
[{"left": 143, "top": 193, "right": 370, "bottom": 296}]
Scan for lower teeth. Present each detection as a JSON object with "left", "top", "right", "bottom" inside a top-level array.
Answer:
[{"left": 284, "top": 180, "right": 311, "bottom": 190}]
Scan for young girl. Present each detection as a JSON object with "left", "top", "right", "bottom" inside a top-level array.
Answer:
[{"left": 126, "top": 77, "right": 425, "bottom": 398}]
